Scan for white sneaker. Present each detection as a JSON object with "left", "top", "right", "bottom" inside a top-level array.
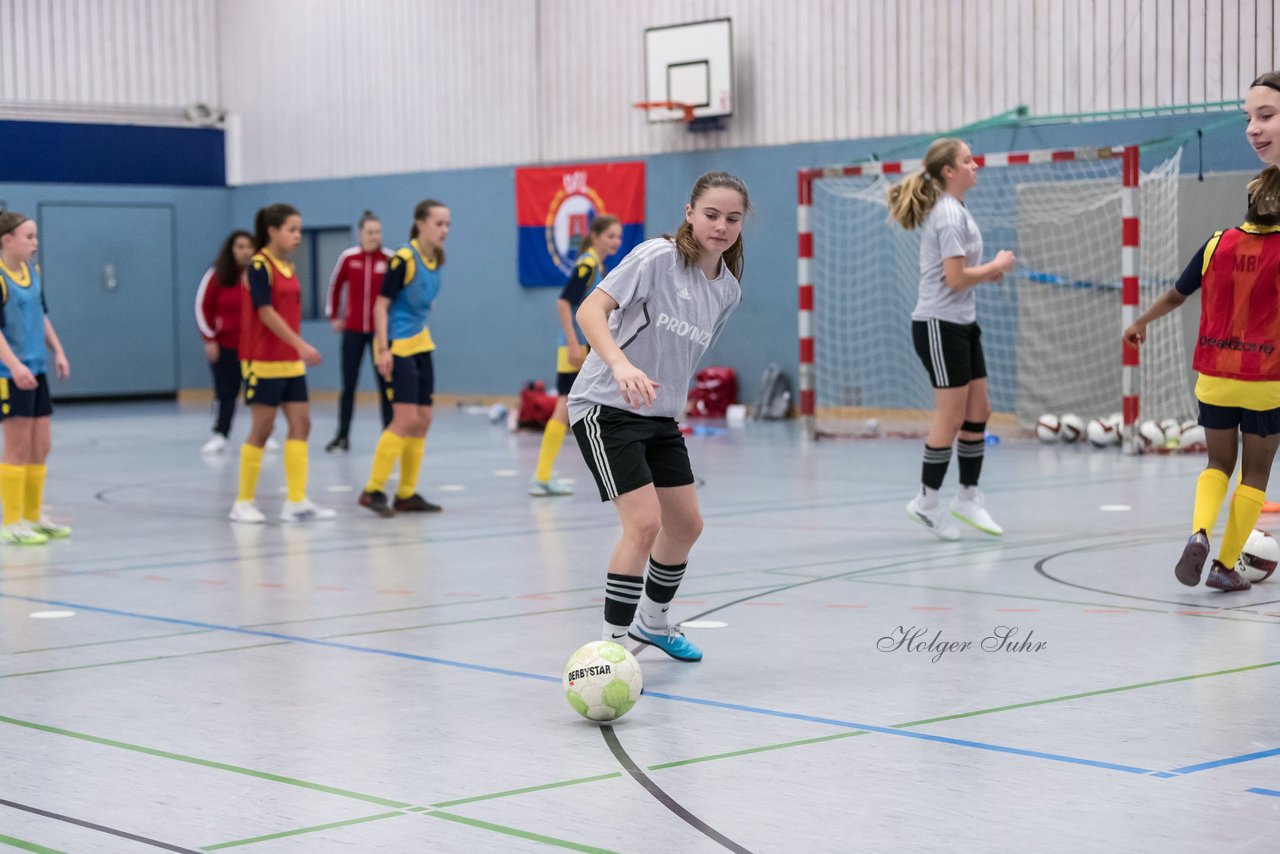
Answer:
[
  {"left": 528, "top": 477, "right": 574, "bottom": 496},
  {"left": 906, "top": 495, "right": 961, "bottom": 541},
  {"left": 229, "top": 500, "right": 266, "bottom": 524},
  {"left": 201, "top": 434, "right": 228, "bottom": 454},
  {"left": 264, "top": 437, "right": 281, "bottom": 452},
  {"left": 281, "top": 498, "right": 336, "bottom": 522},
  {"left": 950, "top": 489, "right": 1003, "bottom": 536}
]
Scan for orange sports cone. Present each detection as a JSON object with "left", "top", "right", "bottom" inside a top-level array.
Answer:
[{"left": 1262, "top": 501, "right": 1280, "bottom": 513}]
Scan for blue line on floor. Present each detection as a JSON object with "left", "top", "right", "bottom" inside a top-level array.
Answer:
[
  {"left": 1246, "top": 787, "right": 1280, "bottom": 797},
  {"left": 0, "top": 591, "right": 1154, "bottom": 777},
  {"left": 1167, "top": 747, "right": 1280, "bottom": 775}
]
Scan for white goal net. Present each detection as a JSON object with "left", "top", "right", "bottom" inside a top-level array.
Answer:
[{"left": 806, "top": 147, "right": 1191, "bottom": 437}]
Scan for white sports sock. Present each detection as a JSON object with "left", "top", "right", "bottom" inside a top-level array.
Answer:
[
  {"left": 919, "top": 486, "right": 941, "bottom": 509},
  {"left": 602, "top": 621, "right": 630, "bottom": 642}
]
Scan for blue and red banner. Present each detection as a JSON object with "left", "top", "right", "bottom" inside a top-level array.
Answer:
[{"left": 516, "top": 162, "right": 645, "bottom": 287}]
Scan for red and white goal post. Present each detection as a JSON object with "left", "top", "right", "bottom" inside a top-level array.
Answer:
[{"left": 797, "top": 144, "right": 1192, "bottom": 451}]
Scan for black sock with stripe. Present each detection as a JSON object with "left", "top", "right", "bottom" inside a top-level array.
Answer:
[
  {"left": 602, "top": 572, "right": 643, "bottom": 641},
  {"left": 638, "top": 557, "right": 687, "bottom": 630}
]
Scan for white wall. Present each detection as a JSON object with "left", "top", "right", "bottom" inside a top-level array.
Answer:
[
  {"left": 0, "top": 0, "right": 218, "bottom": 123},
  {"left": 3, "top": 1, "right": 1277, "bottom": 179}
]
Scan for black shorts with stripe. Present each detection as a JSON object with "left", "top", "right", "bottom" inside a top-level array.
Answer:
[
  {"left": 1198, "top": 400, "right": 1280, "bottom": 437},
  {"left": 0, "top": 373, "right": 52, "bottom": 420},
  {"left": 571, "top": 404, "right": 695, "bottom": 502},
  {"left": 911, "top": 319, "right": 987, "bottom": 389},
  {"left": 385, "top": 351, "right": 434, "bottom": 407}
]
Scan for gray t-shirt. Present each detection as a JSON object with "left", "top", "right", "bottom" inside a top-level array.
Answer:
[
  {"left": 910, "top": 193, "right": 983, "bottom": 325},
  {"left": 568, "top": 238, "right": 741, "bottom": 424}
]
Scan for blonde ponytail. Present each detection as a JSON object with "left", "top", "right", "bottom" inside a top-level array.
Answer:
[{"left": 886, "top": 137, "right": 966, "bottom": 231}]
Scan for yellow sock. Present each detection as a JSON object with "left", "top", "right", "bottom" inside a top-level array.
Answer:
[
  {"left": 238, "top": 444, "right": 264, "bottom": 502},
  {"left": 397, "top": 437, "right": 425, "bottom": 499},
  {"left": 283, "top": 439, "right": 308, "bottom": 503},
  {"left": 534, "top": 419, "right": 567, "bottom": 483},
  {"left": 365, "top": 431, "right": 405, "bottom": 493},
  {"left": 1192, "top": 468, "right": 1230, "bottom": 534},
  {"left": 23, "top": 464, "right": 46, "bottom": 523},
  {"left": 0, "top": 463, "right": 25, "bottom": 526},
  {"left": 1219, "top": 485, "right": 1266, "bottom": 568}
]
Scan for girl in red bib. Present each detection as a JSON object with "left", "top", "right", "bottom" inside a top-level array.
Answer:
[
  {"left": 231, "top": 204, "right": 335, "bottom": 524},
  {"left": 1124, "top": 71, "right": 1280, "bottom": 591}
]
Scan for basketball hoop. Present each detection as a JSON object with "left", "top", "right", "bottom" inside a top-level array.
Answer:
[{"left": 632, "top": 100, "right": 698, "bottom": 123}]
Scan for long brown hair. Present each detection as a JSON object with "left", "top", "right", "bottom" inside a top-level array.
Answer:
[
  {"left": 578, "top": 214, "right": 620, "bottom": 256},
  {"left": 409, "top": 199, "right": 446, "bottom": 266},
  {"left": 886, "top": 137, "right": 967, "bottom": 230},
  {"left": 253, "top": 204, "right": 300, "bottom": 251},
  {"left": 0, "top": 212, "right": 30, "bottom": 239},
  {"left": 213, "top": 230, "right": 252, "bottom": 286},
  {"left": 664, "top": 171, "right": 749, "bottom": 280},
  {"left": 1248, "top": 71, "right": 1280, "bottom": 221}
]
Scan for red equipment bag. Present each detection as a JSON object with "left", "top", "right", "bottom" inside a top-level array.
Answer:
[
  {"left": 685, "top": 366, "right": 737, "bottom": 418},
  {"left": 517, "top": 381, "right": 559, "bottom": 429}
]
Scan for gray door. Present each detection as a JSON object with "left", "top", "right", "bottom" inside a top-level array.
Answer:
[{"left": 37, "top": 203, "right": 177, "bottom": 396}]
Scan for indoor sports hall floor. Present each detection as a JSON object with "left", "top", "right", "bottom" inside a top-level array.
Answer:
[{"left": 1, "top": 401, "right": 1277, "bottom": 853}]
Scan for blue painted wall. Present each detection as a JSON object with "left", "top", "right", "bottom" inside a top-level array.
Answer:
[
  {"left": 0, "top": 121, "right": 225, "bottom": 186},
  {"left": 230, "top": 111, "right": 1260, "bottom": 403},
  {"left": 1, "top": 110, "right": 1262, "bottom": 402}
]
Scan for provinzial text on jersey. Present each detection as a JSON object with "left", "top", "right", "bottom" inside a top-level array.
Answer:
[{"left": 656, "top": 312, "right": 713, "bottom": 347}]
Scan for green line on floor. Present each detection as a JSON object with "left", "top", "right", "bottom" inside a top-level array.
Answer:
[{"left": 202, "top": 811, "right": 408, "bottom": 849}]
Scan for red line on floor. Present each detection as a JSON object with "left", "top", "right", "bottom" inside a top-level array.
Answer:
[
  {"left": 1176, "top": 610, "right": 1220, "bottom": 616},
  {"left": 257, "top": 582, "right": 285, "bottom": 589},
  {"left": 142, "top": 575, "right": 170, "bottom": 582}
]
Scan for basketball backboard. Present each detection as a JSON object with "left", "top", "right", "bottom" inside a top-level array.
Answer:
[{"left": 643, "top": 18, "right": 733, "bottom": 126}]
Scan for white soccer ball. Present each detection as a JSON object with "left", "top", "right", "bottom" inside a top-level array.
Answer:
[
  {"left": 1237, "top": 529, "right": 1280, "bottom": 582},
  {"left": 1059, "top": 413, "right": 1085, "bottom": 443},
  {"left": 1035, "top": 414, "right": 1061, "bottom": 443},
  {"left": 1107, "top": 412, "right": 1124, "bottom": 431},
  {"left": 1159, "top": 419, "right": 1182, "bottom": 449},
  {"left": 563, "top": 641, "right": 643, "bottom": 722},
  {"left": 1181, "top": 419, "right": 1198, "bottom": 435},
  {"left": 1179, "top": 425, "right": 1207, "bottom": 452},
  {"left": 1138, "top": 419, "right": 1166, "bottom": 450},
  {"left": 1086, "top": 417, "right": 1118, "bottom": 447}
]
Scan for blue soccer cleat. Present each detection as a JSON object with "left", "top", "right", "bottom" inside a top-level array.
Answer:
[{"left": 628, "top": 621, "right": 703, "bottom": 662}]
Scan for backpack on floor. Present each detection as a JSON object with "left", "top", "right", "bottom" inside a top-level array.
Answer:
[
  {"left": 517, "top": 381, "right": 559, "bottom": 429},
  {"left": 686, "top": 366, "right": 738, "bottom": 418},
  {"left": 752, "top": 363, "right": 792, "bottom": 420}
]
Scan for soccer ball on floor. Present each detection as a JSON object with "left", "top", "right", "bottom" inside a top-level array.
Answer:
[
  {"left": 1059, "top": 413, "right": 1085, "bottom": 443},
  {"left": 1086, "top": 417, "right": 1118, "bottom": 447},
  {"left": 1237, "top": 530, "right": 1280, "bottom": 582},
  {"left": 563, "top": 641, "right": 643, "bottom": 722},
  {"left": 1035, "top": 414, "right": 1061, "bottom": 443}
]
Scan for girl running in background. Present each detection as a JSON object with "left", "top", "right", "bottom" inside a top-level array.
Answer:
[{"left": 888, "top": 138, "right": 1015, "bottom": 542}]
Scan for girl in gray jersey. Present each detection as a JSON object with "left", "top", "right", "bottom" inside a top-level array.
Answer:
[
  {"left": 569, "top": 171, "right": 746, "bottom": 662},
  {"left": 888, "top": 138, "right": 1015, "bottom": 541}
]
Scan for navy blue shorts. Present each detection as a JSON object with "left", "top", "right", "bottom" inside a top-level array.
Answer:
[
  {"left": 245, "top": 374, "right": 308, "bottom": 407},
  {"left": 1198, "top": 400, "right": 1280, "bottom": 437},
  {"left": 557, "top": 371, "right": 578, "bottom": 396},
  {"left": 0, "top": 373, "right": 52, "bottom": 420},
  {"left": 385, "top": 351, "right": 434, "bottom": 407}
]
